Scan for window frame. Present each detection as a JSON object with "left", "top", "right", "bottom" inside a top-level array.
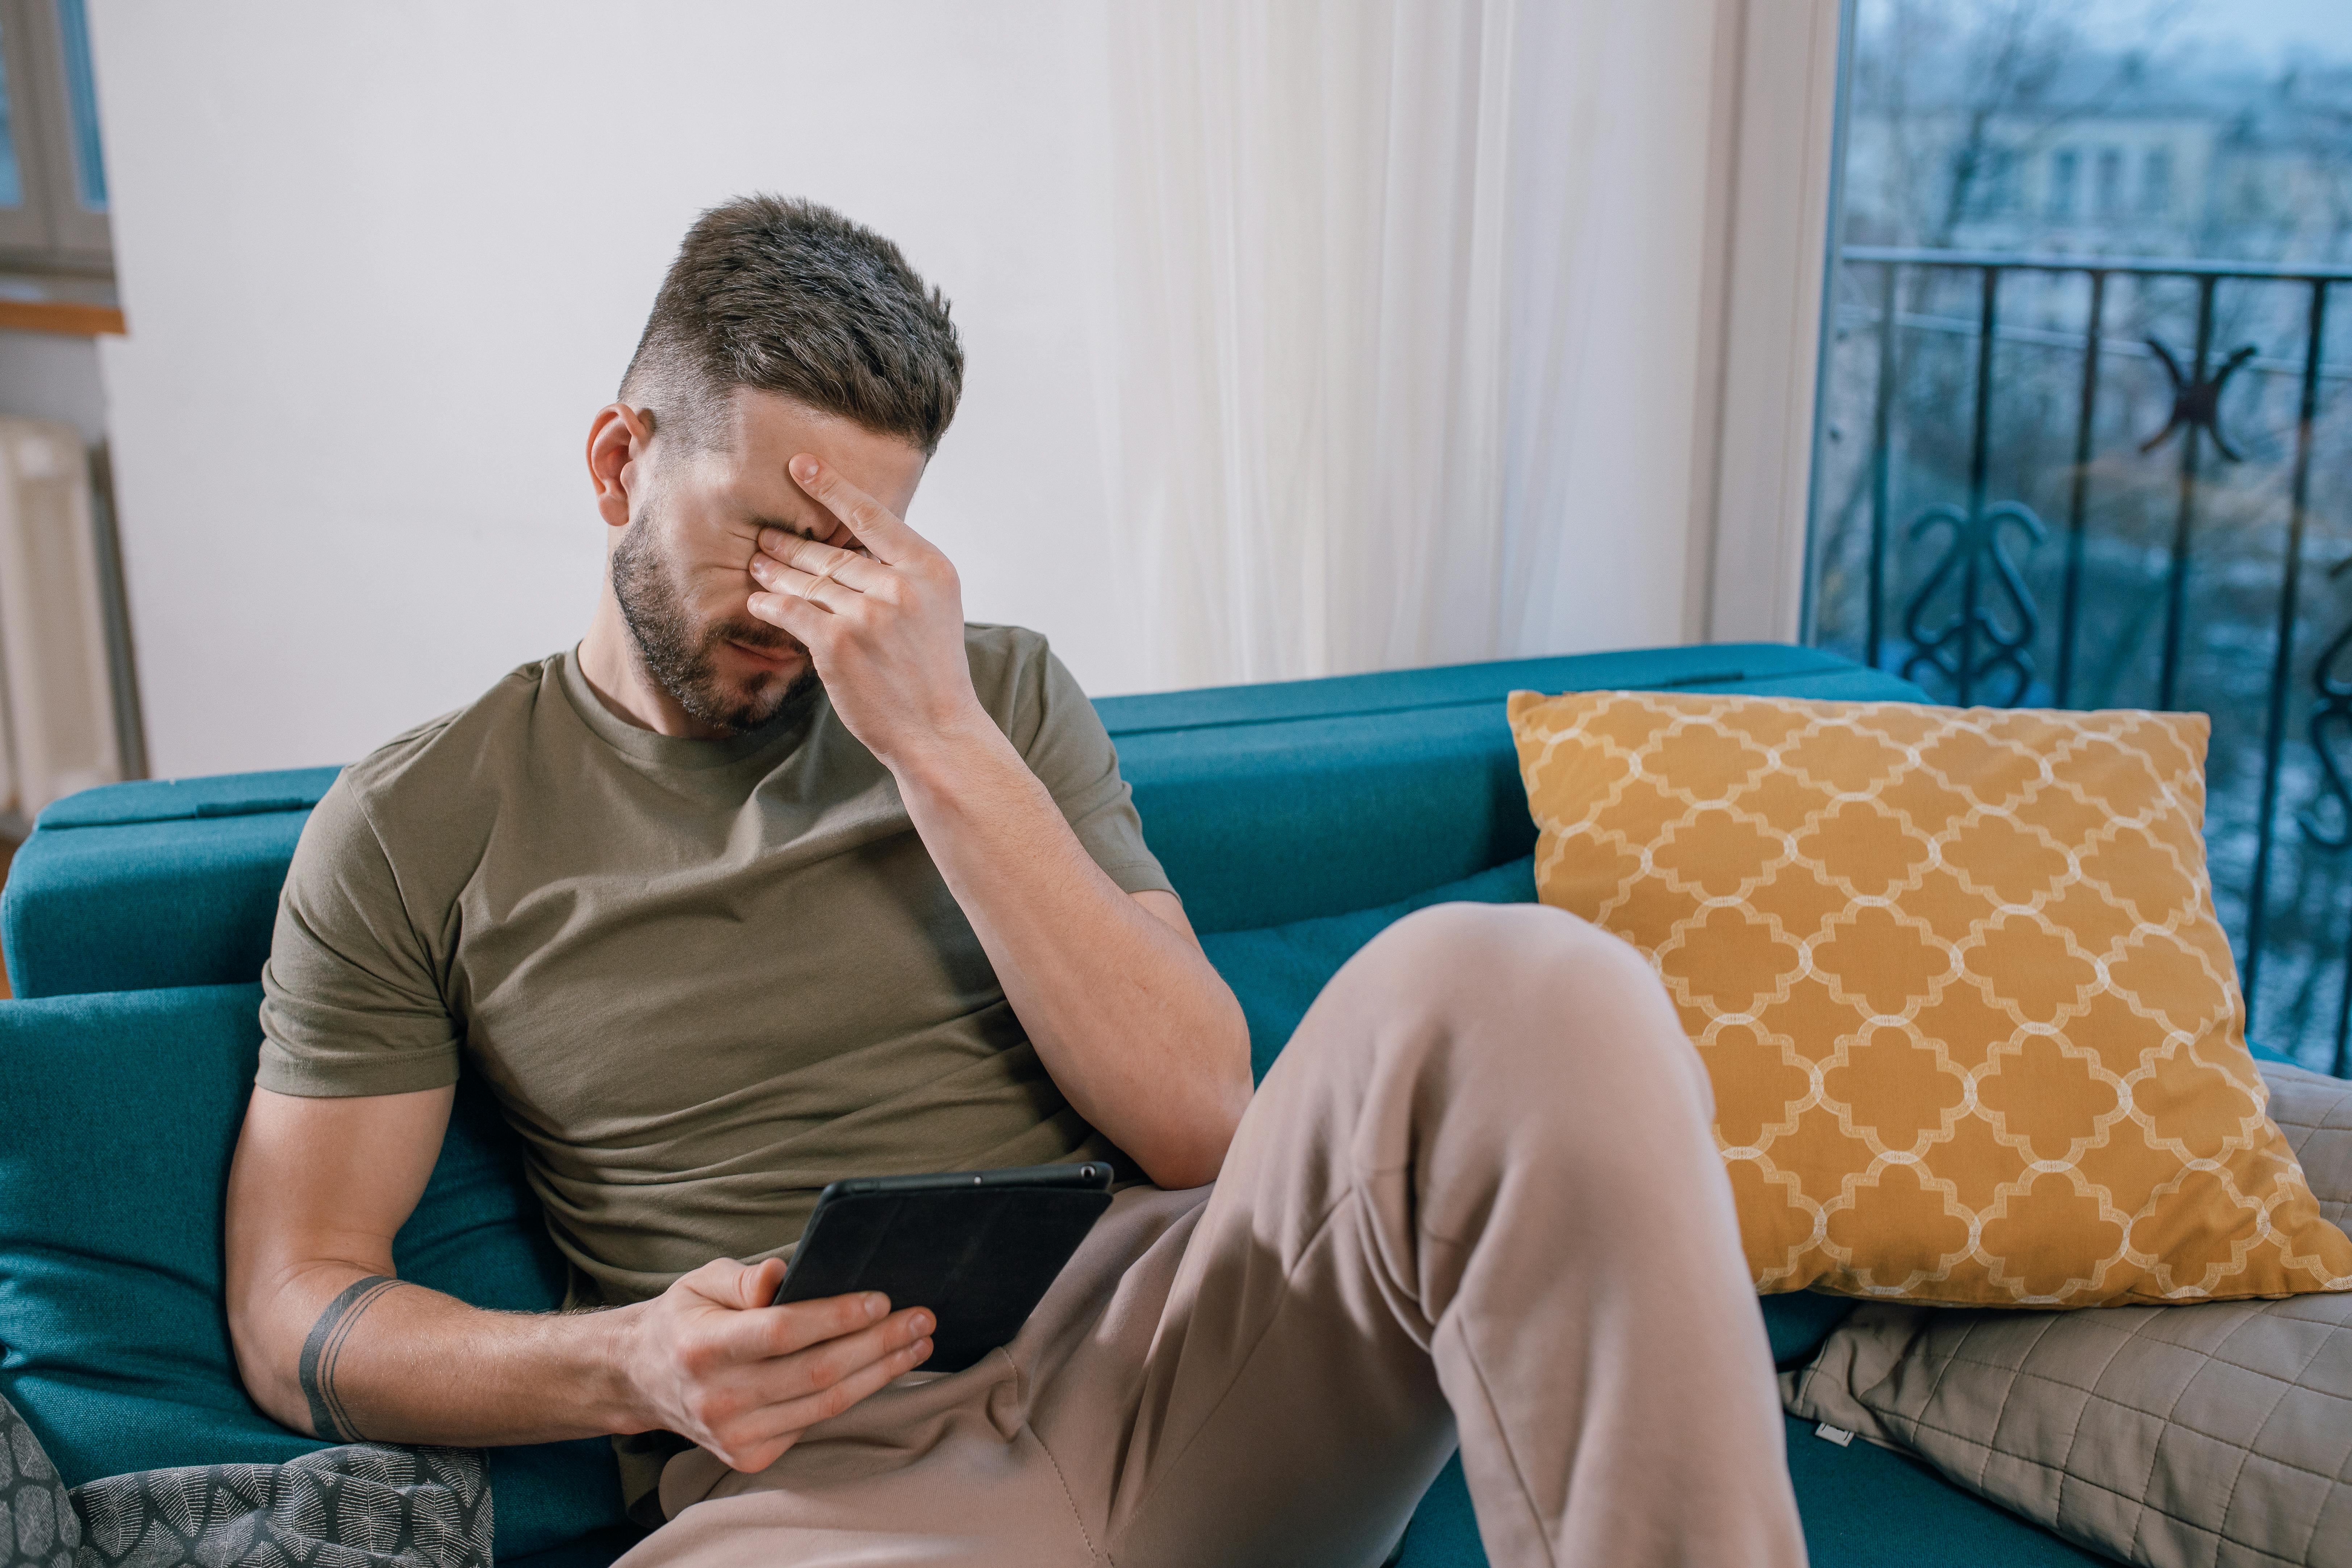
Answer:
[
  {"left": 1696, "top": 0, "right": 1850, "bottom": 645},
  {"left": 0, "top": 0, "right": 108, "bottom": 275}
]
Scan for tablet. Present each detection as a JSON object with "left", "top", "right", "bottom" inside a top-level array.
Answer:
[{"left": 772, "top": 1162, "right": 1115, "bottom": 1373}]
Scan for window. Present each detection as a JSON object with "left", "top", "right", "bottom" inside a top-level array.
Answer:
[
  {"left": 2093, "top": 145, "right": 2123, "bottom": 216},
  {"left": 2140, "top": 144, "right": 2173, "bottom": 216},
  {"left": 2048, "top": 147, "right": 2079, "bottom": 219},
  {"left": 0, "top": 0, "right": 107, "bottom": 274},
  {"left": 1987, "top": 145, "right": 2019, "bottom": 212}
]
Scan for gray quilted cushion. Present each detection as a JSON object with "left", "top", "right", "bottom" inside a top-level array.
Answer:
[
  {"left": 1784, "top": 1062, "right": 2352, "bottom": 1568},
  {"left": 1, "top": 1397, "right": 77, "bottom": 1568},
  {"left": 0, "top": 1390, "right": 488, "bottom": 1568},
  {"left": 70, "top": 1444, "right": 491, "bottom": 1568},
  {"left": 2272, "top": 1062, "right": 2352, "bottom": 1235}
]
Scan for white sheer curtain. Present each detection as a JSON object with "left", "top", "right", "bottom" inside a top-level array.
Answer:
[{"left": 1097, "top": 0, "right": 1725, "bottom": 689}]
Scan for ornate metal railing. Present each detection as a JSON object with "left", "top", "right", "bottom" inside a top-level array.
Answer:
[{"left": 1816, "top": 245, "right": 2352, "bottom": 1075}]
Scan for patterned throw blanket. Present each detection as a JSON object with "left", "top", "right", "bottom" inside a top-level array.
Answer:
[{"left": 1, "top": 1394, "right": 489, "bottom": 1568}]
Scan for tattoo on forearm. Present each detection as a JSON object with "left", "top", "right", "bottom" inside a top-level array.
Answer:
[{"left": 297, "top": 1274, "right": 405, "bottom": 1442}]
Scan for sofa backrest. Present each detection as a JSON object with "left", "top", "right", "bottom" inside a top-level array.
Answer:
[
  {"left": 1101, "top": 644, "right": 1922, "bottom": 931},
  {"left": 1, "top": 642, "right": 1924, "bottom": 1000}
]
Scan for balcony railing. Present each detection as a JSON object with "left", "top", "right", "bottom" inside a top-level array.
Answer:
[{"left": 1811, "top": 245, "right": 2352, "bottom": 1076}]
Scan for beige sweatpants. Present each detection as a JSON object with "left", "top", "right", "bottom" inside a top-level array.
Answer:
[{"left": 619, "top": 904, "right": 1806, "bottom": 1568}]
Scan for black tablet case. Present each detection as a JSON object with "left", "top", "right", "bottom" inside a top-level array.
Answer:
[{"left": 775, "top": 1181, "right": 1114, "bottom": 1372}]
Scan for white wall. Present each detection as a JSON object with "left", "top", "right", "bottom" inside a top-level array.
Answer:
[
  {"left": 90, "top": 0, "right": 1748, "bottom": 778},
  {"left": 0, "top": 330, "right": 105, "bottom": 446}
]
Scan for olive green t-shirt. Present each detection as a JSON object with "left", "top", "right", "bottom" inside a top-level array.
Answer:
[{"left": 256, "top": 625, "right": 1173, "bottom": 1309}]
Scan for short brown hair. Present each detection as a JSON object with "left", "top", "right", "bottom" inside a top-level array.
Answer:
[{"left": 620, "top": 195, "right": 963, "bottom": 454}]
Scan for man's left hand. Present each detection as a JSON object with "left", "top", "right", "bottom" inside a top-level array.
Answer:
[{"left": 746, "top": 455, "right": 989, "bottom": 771}]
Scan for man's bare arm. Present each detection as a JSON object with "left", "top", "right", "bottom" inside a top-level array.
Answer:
[
  {"left": 893, "top": 754, "right": 1249, "bottom": 1191},
  {"left": 748, "top": 456, "right": 1254, "bottom": 1191},
  {"left": 226, "top": 1085, "right": 933, "bottom": 1469}
]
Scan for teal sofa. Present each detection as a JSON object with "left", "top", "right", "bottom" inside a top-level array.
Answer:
[{"left": 0, "top": 642, "right": 2115, "bottom": 1567}]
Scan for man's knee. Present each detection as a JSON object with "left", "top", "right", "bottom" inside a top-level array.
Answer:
[
  {"left": 1337, "top": 902, "right": 1710, "bottom": 1119},
  {"left": 1366, "top": 900, "right": 1644, "bottom": 981},
  {"left": 1315, "top": 903, "right": 1728, "bottom": 1246}
]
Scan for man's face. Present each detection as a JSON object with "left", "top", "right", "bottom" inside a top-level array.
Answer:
[{"left": 610, "top": 388, "right": 928, "bottom": 734}]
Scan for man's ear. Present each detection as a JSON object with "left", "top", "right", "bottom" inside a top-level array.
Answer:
[{"left": 587, "top": 403, "right": 657, "bottom": 529}]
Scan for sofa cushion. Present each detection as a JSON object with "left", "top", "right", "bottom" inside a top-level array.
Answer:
[
  {"left": 3, "top": 767, "right": 343, "bottom": 1000},
  {"left": 1387, "top": 1419, "right": 2115, "bottom": 1567},
  {"left": 1782, "top": 1415, "right": 2111, "bottom": 1567},
  {"left": 0, "top": 1388, "right": 78, "bottom": 1567},
  {"left": 3, "top": 813, "right": 315, "bottom": 998},
  {"left": 2273, "top": 1054, "right": 2352, "bottom": 1234},
  {"left": 0, "top": 985, "right": 628, "bottom": 1561},
  {"left": 1201, "top": 856, "right": 1538, "bottom": 1081},
  {"left": 68, "top": 1440, "right": 491, "bottom": 1568},
  {"left": 1509, "top": 689, "right": 2352, "bottom": 1307}
]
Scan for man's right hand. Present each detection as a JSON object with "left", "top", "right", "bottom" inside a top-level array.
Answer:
[
  {"left": 617, "top": 1258, "right": 935, "bottom": 1472},
  {"left": 226, "top": 1085, "right": 933, "bottom": 1470}
]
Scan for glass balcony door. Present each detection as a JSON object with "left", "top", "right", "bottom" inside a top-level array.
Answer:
[{"left": 1805, "top": 0, "right": 2352, "bottom": 1072}]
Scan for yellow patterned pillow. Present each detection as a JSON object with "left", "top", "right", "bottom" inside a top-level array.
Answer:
[{"left": 1507, "top": 690, "right": 2352, "bottom": 1307}]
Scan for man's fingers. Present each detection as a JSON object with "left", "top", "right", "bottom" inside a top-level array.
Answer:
[
  {"left": 779, "top": 1292, "right": 901, "bottom": 1356},
  {"left": 710, "top": 1334, "right": 933, "bottom": 1473},
  {"left": 725, "top": 1328, "right": 937, "bottom": 1455},
  {"left": 734, "top": 1258, "right": 786, "bottom": 1309},
  {"left": 716, "top": 1290, "right": 892, "bottom": 1364},
  {"left": 789, "top": 455, "right": 924, "bottom": 566},
  {"left": 748, "top": 584, "right": 832, "bottom": 637},
  {"left": 673, "top": 1296, "right": 934, "bottom": 1472},
  {"left": 682, "top": 1255, "right": 787, "bottom": 1311},
  {"left": 697, "top": 1302, "right": 929, "bottom": 1418},
  {"left": 754, "top": 529, "right": 883, "bottom": 598},
  {"left": 751, "top": 560, "right": 839, "bottom": 613},
  {"left": 749, "top": 548, "right": 878, "bottom": 614},
  {"left": 774, "top": 1329, "right": 935, "bottom": 1424},
  {"left": 766, "top": 1305, "right": 929, "bottom": 1396}
]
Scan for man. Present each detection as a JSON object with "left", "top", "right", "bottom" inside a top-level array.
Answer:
[{"left": 226, "top": 195, "right": 1804, "bottom": 1567}]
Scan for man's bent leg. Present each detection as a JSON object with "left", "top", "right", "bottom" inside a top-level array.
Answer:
[{"left": 1065, "top": 903, "right": 1803, "bottom": 1568}]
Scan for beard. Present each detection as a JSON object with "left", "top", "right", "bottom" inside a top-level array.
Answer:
[{"left": 610, "top": 501, "right": 817, "bottom": 735}]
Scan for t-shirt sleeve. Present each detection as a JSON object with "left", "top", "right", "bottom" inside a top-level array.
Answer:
[
  {"left": 1007, "top": 639, "right": 1176, "bottom": 900},
  {"left": 257, "top": 774, "right": 463, "bottom": 1097}
]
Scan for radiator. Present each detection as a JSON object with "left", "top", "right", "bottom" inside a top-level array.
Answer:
[{"left": 0, "top": 416, "right": 121, "bottom": 821}]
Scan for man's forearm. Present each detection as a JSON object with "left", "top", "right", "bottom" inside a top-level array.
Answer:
[
  {"left": 742, "top": 456, "right": 1252, "bottom": 1186},
  {"left": 230, "top": 1091, "right": 936, "bottom": 1471},
  {"left": 240, "top": 1259, "right": 637, "bottom": 1446},
  {"left": 890, "top": 718, "right": 1253, "bottom": 1189}
]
